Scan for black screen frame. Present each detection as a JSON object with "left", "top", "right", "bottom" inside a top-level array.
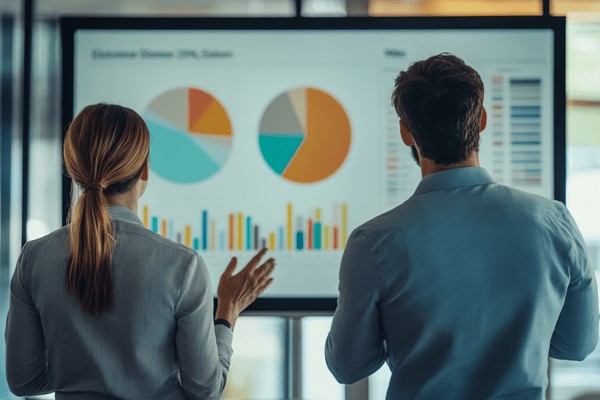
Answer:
[{"left": 60, "top": 16, "right": 566, "bottom": 313}]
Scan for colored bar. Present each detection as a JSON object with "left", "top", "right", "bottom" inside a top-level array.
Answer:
[
  {"left": 228, "top": 214, "right": 234, "bottom": 250},
  {"left": 254, "top": 225, "right": 259, "bottom": 250},
  {"left": 341, "top": 203, "right": 348, "bottom": 248},
  {"left": 246, "top": 216, "right": 252, "bottom": 250},
  {"left": 333, "top": 226, "right": 339, "bottom": 249},
  {"left": 278, "top": 226, "right": 284, "bottom": 250},
  {"left": 315, "top": 208, "right": 322, "bottom": 221},
  {"left": 237, "top": 213, "right": 243, "bottom": 251},
  {"left": 143, "top": 205, "right": 149, "bottom": 228},
  {"left": 324, "top": 225, "right": 330, "bottom": 250},
  {"left": 308, "top": 219, "right": 313, "bottom": 250},
  {"left": 151, "top": 216, "right": 158, "bottom": 233},
  {"left": 314, "top": 222, "right": 322, "bottom": 250},
  {"left": 219, "top": 231, "right": 225, "bottom": 251},
  {"left": 210, "top": 219, "right": 216, "bottom": 250},
  {"left": 193, "top": 238, "right": 199, "bottom": 251},
  {"left": 287, "top": 203, "right": 293, "bottom": 251},
  {"left": 184, "top": 225, "right": 191, "bottom": 247},
  {"left": 262, "top": 238, "right": 267, "bottom": 249},
  {"left": 202, "top": 210, "right": 208, "bottom": 250},
  {"left": 296, "top": 232, "right": 304, "bottom": 250},
  {"left": 269, "top": 232, "right": 276, "bottom": 251},
  {"left": 161, "top": 219, "right": 167, "bottom": 237}
]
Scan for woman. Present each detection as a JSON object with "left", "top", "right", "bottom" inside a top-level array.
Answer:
[{"left": 5, "top": 104, "right": 275, "bottom": 399}]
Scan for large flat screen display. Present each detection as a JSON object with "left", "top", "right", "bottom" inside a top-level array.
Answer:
[{"left": 62, "top": 17, "right": 565, "bottom": 311}]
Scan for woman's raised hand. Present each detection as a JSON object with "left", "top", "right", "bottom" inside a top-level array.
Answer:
[{"left": 216, "top": 248, "right": 275, "bottom": 328}]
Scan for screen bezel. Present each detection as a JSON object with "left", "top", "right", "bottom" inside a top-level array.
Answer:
[{"left": 60, "top": 16, "right": 566, "bottom": 313}]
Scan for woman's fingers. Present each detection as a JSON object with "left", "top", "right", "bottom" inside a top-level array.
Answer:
[
  {"left": 242, "top": 248, "right": 268, "bottom": 273},
  {"left": 222, "top": 257, "right": 238, "bottom": 277}
]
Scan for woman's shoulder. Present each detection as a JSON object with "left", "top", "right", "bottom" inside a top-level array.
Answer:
[{"left": 112, "top": 219, "right": 198, "bottom": 262}]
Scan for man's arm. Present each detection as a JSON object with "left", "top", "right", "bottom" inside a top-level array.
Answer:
[
  {"left": 325, "top": 229, "right": 386, "bottom": 384},
  {"left": 5, "top": 243, "right": 52, "bottom": 396},
  {"left": 549, "top": 206, "right": 599, "bottom": 361}
]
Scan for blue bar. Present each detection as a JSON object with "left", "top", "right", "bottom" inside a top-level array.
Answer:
[
  {"left": 296, "top": 232, "right": 304, "bottom": 250},
  {"left": 193, "top": 238, "right": 199, "bottom": 251},
  {"left": 278, "top": 226, "right": 284, "bottom": 250},
  {"left": 246, "top": 216, "right": 252, "bottom": 250},
  {"left": 219, "top": 232, "right": 225, "bottom": 251},
  {"left": 202, "top": 210, "right": 208, "bottom": 250},
  {"left": 314, "top": 222, "right": 322, "bottom": 250},
  {"left": 151, "top": 217, "right": 158, "bottom": 233}
]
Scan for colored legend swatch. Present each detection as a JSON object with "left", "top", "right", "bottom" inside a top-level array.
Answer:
[
  {"left": 259, "top": 87, "right": 351, "bottom": 183},
  {"left": 143, "top": 87, "right": 232, "bottom": 183},
  {"left": 141, "top": 202, "right": 348, "bottom": 253}
]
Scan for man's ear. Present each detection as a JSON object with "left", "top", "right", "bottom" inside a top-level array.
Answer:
[
  {"left": 400, "top": 120, "right": 414, "bottom": 147},
  {"left": 140, "top": 159, "right": 149, "bottom": 181},
  {"left": 480, "top": 107, "right": 487, "bottom": 133}
]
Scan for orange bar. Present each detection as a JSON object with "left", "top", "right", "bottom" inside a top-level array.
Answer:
[
  {"left": 185, "top": 225, "right": 191, "bottom": 247},
  {"left": 308, "top": 219, "right": 313, "bottom": 250},
  {"left": 287, "top": 203, "right": 293, "bottom": 251},
  {"left": 228, "top": 214, "right": 234, "bottom": 250},
  {"left": 237, "top": 213, "right": 243, "bottom": 251},
  {"left": 341, "top": 203, "right": 348, "bottom": 248},
  {"left": 143, "top": 205, "right": 149, "bottom": 228},
  {"left": 161, "top": 219, "right": 167, "bottom": 237},
  {"left": 269, "top": 232, "right": 276, "bottom": 251},
  {"left": 210, "top": 219, "right": 216, "bottom": 250}
]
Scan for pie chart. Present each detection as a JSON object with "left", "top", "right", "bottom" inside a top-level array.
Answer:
[
  {"left": 143, "top": 87, "right": 232, "bottom": 184},
  {"left": 258, "top": 87, "right": 351, "bottom": 183}
]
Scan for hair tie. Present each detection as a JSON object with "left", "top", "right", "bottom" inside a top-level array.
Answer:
[{"left": 83, "top": 184, "right": 104, "bottom": 193}]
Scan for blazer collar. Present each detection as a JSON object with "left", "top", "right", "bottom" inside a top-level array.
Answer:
[
  {"left": 108, "top": 205, "right": 145, "bottom": 227},
  {"left": 413, "top": 167, "right": 496, "bottom": 197}
]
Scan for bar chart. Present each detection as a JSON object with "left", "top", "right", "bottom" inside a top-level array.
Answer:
[{"left": 141, "top": 202, "right": 349, "bottom": 253}]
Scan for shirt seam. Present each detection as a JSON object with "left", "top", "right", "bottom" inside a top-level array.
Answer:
[{"left": 355, "top": 229, "right": 381, "bottom": 304}]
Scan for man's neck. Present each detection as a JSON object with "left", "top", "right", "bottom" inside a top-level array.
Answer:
[{"left": 419, "top": 154, "right": 480, "bottom": 178}]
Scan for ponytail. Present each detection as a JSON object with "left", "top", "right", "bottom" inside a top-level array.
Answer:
[
  {"left": 66, "top": 186, "right": 114, "bottom": 316},
  {"left": 63, "top": 104, "right": 149, "bottom": 316}
]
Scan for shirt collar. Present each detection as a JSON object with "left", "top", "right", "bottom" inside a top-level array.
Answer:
[
  {"left": 413, "top": 166, "right": 495, "bottom": 197},
  {"left": 108, "top": 205, "right": 145, "bottom": 227}
]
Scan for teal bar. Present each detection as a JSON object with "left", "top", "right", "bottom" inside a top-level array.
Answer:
[
  {"left": 193, "top": 238, "right": 199, "bottom": 251},
  {"left": 151, "top": 217, "right": 158, "bottom": 233},
  {"left": 314, "top": 222, "right": 322, "bottom": 250},
  {"left": 246, "top": 216, "right": 252, "bottom": 250}
]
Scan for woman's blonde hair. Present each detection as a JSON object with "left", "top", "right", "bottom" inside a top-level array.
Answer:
[{"left": 63, "top": 104, "right": 149, "bottom": 316}]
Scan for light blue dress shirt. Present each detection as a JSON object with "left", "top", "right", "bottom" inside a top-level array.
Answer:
[
  {"left": 326, "top": 167, "right": 599, "bottom": 400},
  {"left": 5, "top": 206, "right": 233, "bottom": 399}
]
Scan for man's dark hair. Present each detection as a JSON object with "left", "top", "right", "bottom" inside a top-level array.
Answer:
[{"left": 391, "top": 53, "right": 484, "bottom": 165}]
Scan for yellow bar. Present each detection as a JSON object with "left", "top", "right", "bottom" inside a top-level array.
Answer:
[
  {"left": 161, "top": 219, "right": 167, "bottom": 237},
  {"left": 143, "top": 205, "right": 149, "bottom": 228},
  {"left": 287, "top": 203, "right": 293, "bottom": 251},
  {"left": 341, "top": 203, "right": 348, "bottom": 248},
  {"left": 237, "top": 213, "right": 243, "bottom": 251},
  {"left": 210, "top": 219, "right": 216, "bottom": 250},
  {"left": 185, "top": 225, "right": 191, "bottom": 248},
  {"left": 315, "top": 208, "right": 322, "bottom": 222},
  {"left": 269, "top": 232, "right": 276, "bottom": 251},
  {"left": 324, "top": 225, "right": 330, "bottom": 250}
]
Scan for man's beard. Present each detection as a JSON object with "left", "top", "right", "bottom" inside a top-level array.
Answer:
[{"left": 410, "top": 145, "right": 420, "bottom": 166}]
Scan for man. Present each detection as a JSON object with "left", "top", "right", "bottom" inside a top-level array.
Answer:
[{"left": 325, "top": 53, "right": 598, "bottom": 399}]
